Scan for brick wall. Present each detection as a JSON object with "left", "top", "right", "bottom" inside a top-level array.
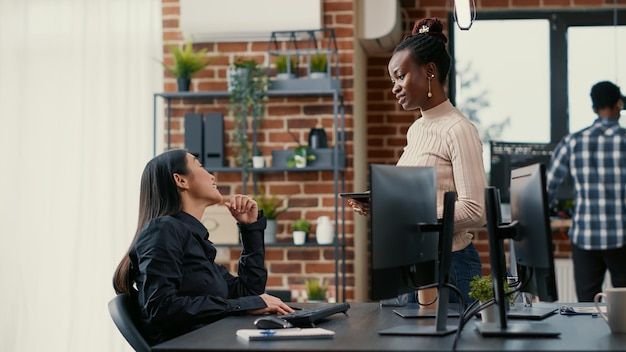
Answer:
[{"left": 161, "top": 0, "right": 357, "bottom": 301}]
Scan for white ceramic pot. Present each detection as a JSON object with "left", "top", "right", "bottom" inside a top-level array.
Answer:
[
  {"left": 252, "top": 155, "right": 264, "bottom": 168},
  {"left": 481, "top": 303, "right": 498, "bottom": 323},
  {"left": 293, "top": 231, "right": 306, "bottom": 245}
]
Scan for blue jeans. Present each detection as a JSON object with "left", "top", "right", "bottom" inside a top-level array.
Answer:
[
  {"left": 405, "top": 243, "right": 482, "bottom": 307},
  {"left": 449, "top": 243, "right": 482, "bottom": 306}
]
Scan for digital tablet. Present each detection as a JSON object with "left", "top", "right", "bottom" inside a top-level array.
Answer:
[{"left": 339, "top": 191, "right": 370, "bottom": 201}]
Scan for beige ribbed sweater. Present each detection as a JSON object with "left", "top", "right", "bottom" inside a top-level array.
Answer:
[{"left": 396, "top": 100, "right": 486, "bottom": 251}]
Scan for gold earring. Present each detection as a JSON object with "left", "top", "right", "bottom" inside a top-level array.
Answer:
[{"left": 427, "top": 74, "right": 434, "bottom": 98}]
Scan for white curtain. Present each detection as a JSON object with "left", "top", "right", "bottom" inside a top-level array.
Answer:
[{"left": 0, "top": 0, "right": 162, "bottom": 351}]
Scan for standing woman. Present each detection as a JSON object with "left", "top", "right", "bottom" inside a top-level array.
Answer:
[
  {"left": 113, "top": 149, "right": 293, "bottom": 344},
  {"left": 349, "top": 18, "right": 485, "bottom": 305}
]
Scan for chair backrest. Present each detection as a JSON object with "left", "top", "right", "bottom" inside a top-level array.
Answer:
[{"left": 108, "top": 293, "right": 151, "bottom": 352}]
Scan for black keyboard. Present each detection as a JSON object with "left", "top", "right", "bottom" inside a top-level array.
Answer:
[{"left": 281, "top": 303, "right": 350, "bottom": 327}]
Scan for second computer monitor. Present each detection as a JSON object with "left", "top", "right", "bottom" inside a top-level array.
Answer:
[
  {"left": 510, "top": 163, "right": 558, "bottom": 302},
  {"left": 369, "top": 164, "right": 439, "bottom": 300}
]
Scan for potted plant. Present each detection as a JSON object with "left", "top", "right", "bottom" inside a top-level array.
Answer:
[
  {"left": 292, "top": 219, "right": 311, "bottom": 245},
  {"left": 275, "top": 55, "right": 298, "bottom": 80},
  {"left": 309, "top": 52, "right": 328, "bottom": 79},
  {"left": 286, "top": 130, "right": 316, "bottom": 168},
  {"left": 469, "top": 275, "right": 512, "bottom": 323},
  {"left": 228, "top": 58, "right": 268, "bottom": 167},
  {"left": 305, "top": 278, "right": 328, "bottom": 302},
  {"left": 254, "top": 192, "right": 286, "bottom": 244},
  {"left": 163, "top": 41, "right": 210, "bottom": 92}
]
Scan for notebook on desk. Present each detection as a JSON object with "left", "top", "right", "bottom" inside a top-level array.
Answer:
[{"left": 236, "top": 328, "right": 335, "bottom": 341}]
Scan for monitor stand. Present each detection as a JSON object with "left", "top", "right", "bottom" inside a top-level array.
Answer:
[
  {"left": 393, "top": 303, "right": 461, "bottom": 318},
  {"left": 378, "top": 192, "right": 459, "bottom": 337},
  {"left": 475, "top": 321, "right": 560, "bottom": 337},
  {"left": 379, "top": 285, "right": 457, "bottom": 336},
  {"left": 507, "top": 294, "right": 557, "bottom": 320}
]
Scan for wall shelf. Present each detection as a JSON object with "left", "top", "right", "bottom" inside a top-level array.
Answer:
[{"left": 153, "top": 85, "right": 348, "bottom": 301}]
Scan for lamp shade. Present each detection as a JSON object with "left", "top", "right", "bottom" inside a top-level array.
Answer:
[{"left": 454, "top": 0, "right": 474, "bottom": 30}]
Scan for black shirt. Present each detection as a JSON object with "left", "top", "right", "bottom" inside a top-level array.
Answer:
[{"left": 129, "top": 211, "right": 267, "bottom": 344}]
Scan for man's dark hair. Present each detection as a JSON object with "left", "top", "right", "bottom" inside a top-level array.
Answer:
[{"left": 590, "top": 81, "right": 623, "bottom": 110}]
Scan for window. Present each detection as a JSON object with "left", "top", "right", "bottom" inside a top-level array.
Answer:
[{"left": 450, "top": 10, "right": 626, "bottom": 144}]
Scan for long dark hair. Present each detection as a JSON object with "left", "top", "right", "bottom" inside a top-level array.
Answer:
[
  {"left": 394, "top": 18, "right": 450, "bottom": 84},
  {"left": 113, "top": 149, "right": 189, "bottom": 294}
]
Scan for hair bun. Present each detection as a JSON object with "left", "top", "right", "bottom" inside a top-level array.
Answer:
[{"left": 411, "top": 18, "right": 448, "bottom": 44}]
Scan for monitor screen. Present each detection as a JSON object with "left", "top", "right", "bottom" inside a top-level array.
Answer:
[
  {"left": 369, "top": 165, "right": 439, "bottom": 300},
  {"left": 490, "top": 141, "right": 573, "bottom": 204},
  {"left": 509, "top": 163, "right": 558, "bottom": 302}
]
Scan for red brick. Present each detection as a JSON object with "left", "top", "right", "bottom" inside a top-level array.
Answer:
[
  {"left": 217, "top": 42, "right": 249, "bottom": 52},
  {"left": 419, "top": 0, "right": 447, "bottom": 5},
  {"left": 325, "top": 1, "right": 352, "bottom": 12},
  {"left": 267, "top": 276, "right": 284, "bottom": 287},
  {"left": 333, "top": 27, "right": 354, "bottom": 38},
  {"left": 268, "top": 105, "right": 302, "bottom": 116},
  {"left": 162, "top": 18, "right": 179, "bottom": 28},
  {"left": 268, "top": 184, "right": 301, "bottom": 194},
  {"left": 480, "top": 0, "right": 510, "bottom": 6},
  {"left": 287, "top": 249, "right": 322, "bottom": 260},
  {"left": 303, "top": 184, "right": 335, "bottom": 193},
  {"left": 305, "top": 263, "right": 336, "bottom": 273},
  {"left": 336, "top": 14, "right": 353, "bottom": 24},
  {"left": 287, "top": 172, "right": 321, "bottom": 182},
  {"left": 511, "top": 0, "right": 540, "bottom": 5},
  {"left": 303, "top": 105, "right": 334, "bottom": 115},
  {"left": 197, "top": 81, "right": 228, "bottom": 91},
  {"left": 270, "top": 263, "right": 302, "bottom": 274},
  {"left": 162, "top": 6, "right": 180, "bottom": 16},
  {"left": 287, "top": 118, "right": 319, "bottom": 129},
  {"left": 573, "top": 0, "right": 603, "bottom": 3},
  {"left": 265, "top": 249, "right": 284, "bottom": 261},
  {"left": 260, "top": 119, "right": 285, "bottom": 129},
  {"left": 288, "top": 198, "right": 319, "bottom": 208},
  {"left": 163, "top": 31, "right": 182, "bottom": 41}
]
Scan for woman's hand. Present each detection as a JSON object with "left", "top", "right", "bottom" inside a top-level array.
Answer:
[
  {"left": 249, "top": 293, "right": 295, "bottom": 315},
  {"left": 224, "top": 194, "right": 258, "bottom": 224},
  {"left": 347, "top": 198, "right": 369, "bottom": 216}
]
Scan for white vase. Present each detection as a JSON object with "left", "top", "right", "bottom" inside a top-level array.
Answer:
[
  {"left": 293, "top": 231, "right": 306, "bottom": 245},
  {"left": 315, "top": 216, "right": 334, "bottom": 245},
  {"left": 264, "top": 219, "right": 277, "bottom": 244},
  {"left": 309, "top": 72, "right": 327, "bottom": 79}
]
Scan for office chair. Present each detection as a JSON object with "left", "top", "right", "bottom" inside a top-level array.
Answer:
[{"left": 108, "top": 293, "right": 151, "bottom": 352}]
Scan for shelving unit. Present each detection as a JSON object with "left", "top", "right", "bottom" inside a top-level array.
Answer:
[{"left": 153, "top": 86, "right": 348, "bottom": 301}]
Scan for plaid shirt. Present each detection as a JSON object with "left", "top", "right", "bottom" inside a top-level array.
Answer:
[{"left": 547, "top": 118, "right": 626, "bottom": 250}]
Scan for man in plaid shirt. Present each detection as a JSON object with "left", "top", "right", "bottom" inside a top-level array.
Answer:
[{"left": 547, "top": 81, "right": 626, "bottom": 302}]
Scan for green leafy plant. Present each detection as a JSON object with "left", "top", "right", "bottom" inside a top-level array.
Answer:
[
  {"left": 292, "top": 219, "right": 311, "bottom": 233},
  {"left": 469, "top": 275, "right": 512, "bottom": 303},
  {"left": 310, "top": 53, "right": 328, "bottom": 73},
  {"left": 305, "top": 279, "right": 328, "bottom": 301},
  {"left": 229, "top": 58, "right": 268, "bottom": 167},
  {"left": 163, "top": 41, "right": 209, "bottom": 79},
  {"left": 275, "top": 55, "right": 298, "bottom": 74},
  {"left": 286, "top": 130, "right": 316, "bottom": 168},
  {"left": 254, "top": 192, "right": 287, "bottom": 220}
]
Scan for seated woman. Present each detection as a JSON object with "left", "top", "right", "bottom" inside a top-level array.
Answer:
[{"left": 113, "top": 149, "right": 293, "bottom": 344}]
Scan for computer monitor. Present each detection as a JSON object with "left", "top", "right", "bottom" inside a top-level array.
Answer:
[
  {"left": 369, "top": 164, "right": 438, "bottom": 300},
  {"left": 510, "top": 164, "right": 558, "bottom": 302},
  {"left": 369, "top": 164, "right": 457, "bottom": 336},
  {"left": 490, "top": 141, "right": 574, "bottom": 206},
  {"left": 478, "top": 163, "right": 560, "bottom": 337}
]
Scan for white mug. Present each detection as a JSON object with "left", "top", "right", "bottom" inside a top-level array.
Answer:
[{"left": 594, "top": 287, "right": 626, "bottom": 334}]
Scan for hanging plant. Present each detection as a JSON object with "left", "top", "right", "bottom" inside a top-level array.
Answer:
[{"left": 228, "top": 58, "right": 268, "bottom": 167}]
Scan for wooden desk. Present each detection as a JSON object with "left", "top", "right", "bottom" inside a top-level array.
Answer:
[{"left": 153, "top": 303, "right": 625, "bottom": 351}]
